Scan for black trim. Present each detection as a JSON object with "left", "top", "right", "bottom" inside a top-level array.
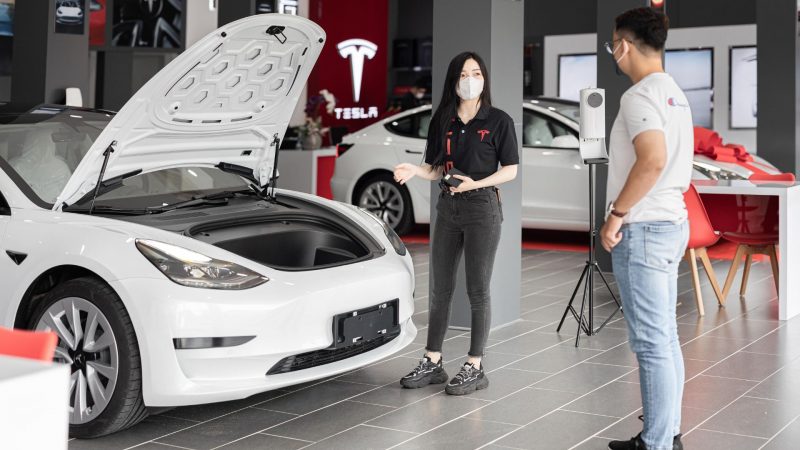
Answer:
[
  {"left": 0, "top": 191, "right": 9, "bottom": 215},
  {"left": 5, "top": 251, "right": 26, "bottom": 265},
  {"left": 173, "top": 336, "right": 256, "bottom": 350},
  {"left": 266, "top": 332, "right": 400, "bottom": 375}
]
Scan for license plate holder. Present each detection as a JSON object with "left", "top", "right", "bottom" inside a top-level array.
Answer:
[{"left": 330, "top": 299, "right": 400, "bottom": 349}]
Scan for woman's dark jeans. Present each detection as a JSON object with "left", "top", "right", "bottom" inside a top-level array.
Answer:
[{"left": 425, "top": 187, "right": 503, "bottom": 357}]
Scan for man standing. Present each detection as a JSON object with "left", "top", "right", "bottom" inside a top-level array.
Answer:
[{"left": 599, "top": 8, "right": 693, "bottom": 450}]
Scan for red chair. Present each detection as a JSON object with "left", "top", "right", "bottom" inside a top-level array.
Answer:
[
  {"left": 720, "top": 193, "right": 781, "bottom": 299},
  {"left": 684, "top": 184, "right": 724, "bottom": 316},
  {"left": 0, "top": 327, "right": 58, "bottom": 362}
]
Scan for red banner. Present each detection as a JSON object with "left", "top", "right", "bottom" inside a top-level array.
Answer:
[{"left": 308, "top": 0, "right": 388, "bottom": 131}]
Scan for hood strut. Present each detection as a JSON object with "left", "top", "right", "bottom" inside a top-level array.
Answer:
[
  {"left": 89, "top": 141, "right": 117, "bottom": 215},
  {"left": 269, "top": 133, "right": 281, "bottom": 199}
]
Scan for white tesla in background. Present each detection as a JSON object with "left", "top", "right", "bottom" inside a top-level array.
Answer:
[
  {"left": 0, "top": 15, "right": 415, "bottom": 438},
  {"left": 331, "top": 99, "right": 780, "bottom": 234}
]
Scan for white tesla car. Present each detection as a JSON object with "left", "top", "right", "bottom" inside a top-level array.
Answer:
[
  {"left": 0, "top": 15, "right": 415, "bottom": 438},
  {"left": 331, "top": 99, "right": 780, "bottom": 234}
]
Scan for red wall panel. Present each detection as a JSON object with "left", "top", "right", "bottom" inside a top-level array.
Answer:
[{"left": 308, "top": 0, "right": 388, "bottom": 131}]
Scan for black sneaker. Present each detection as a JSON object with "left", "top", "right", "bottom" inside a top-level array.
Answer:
[
  {"left": 608, "top": 431, "right": 683, "bottom": 450},
  {"left": 444, "top": 362, "right": 489, "bottom": 396},
  {"left": 400, "top": 355, "right": 448, "bottom": 389}
]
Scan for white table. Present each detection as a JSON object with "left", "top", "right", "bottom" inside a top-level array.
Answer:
[
  {"left": 694, "top": 180, "right": 800, "bottom": 320},
  {"left": 0, "top": 355, "right": 70, "bottom": 449}
]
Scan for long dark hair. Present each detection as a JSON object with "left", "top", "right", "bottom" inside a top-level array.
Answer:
[{"left": 425, "top": 52, "right": 492, "bottom": 169}]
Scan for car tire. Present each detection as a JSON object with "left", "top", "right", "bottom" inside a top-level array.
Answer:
[
  {"left": 27, "top": 277, "right": 147, "bottom": 438},
  {"left": 355, "top": 173, "right": 414, "bottom": 235}
]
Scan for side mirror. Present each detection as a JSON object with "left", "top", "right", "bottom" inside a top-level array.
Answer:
[{"left": 551, "top": 134, "right": 580, "bottom": 149}]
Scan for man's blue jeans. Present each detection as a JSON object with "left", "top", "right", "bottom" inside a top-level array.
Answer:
[{"left": 612, "top": 221, "right": 689, "bottom": 450}]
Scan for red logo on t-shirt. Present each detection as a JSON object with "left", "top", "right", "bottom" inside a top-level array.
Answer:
[{"left": 478, "top": 129, "right": 490, "bottom": 141}]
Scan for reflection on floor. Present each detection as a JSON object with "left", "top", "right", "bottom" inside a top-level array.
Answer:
[{"left": 70, "top": 244, "right": 800, "bottom": 450}]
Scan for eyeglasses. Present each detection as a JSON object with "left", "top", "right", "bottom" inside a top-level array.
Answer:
[{"left": 603, "top": 39, "right": 632, "bottom": 55}]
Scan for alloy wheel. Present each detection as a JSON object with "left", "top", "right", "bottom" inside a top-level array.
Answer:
[
  {"left": 359, "top": 180, "right": 405, "bottom": 230},
  {"left": 35, "top": 297, "right": 119, "bottom": 425}
]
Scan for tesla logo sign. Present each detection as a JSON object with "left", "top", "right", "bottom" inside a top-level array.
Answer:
[{"left": 338, "top": 39, "right": 377, "bottom": 103}]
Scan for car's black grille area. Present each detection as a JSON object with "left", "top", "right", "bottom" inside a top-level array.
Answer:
[{"left": 266, "top": 332, "right": 400, "bottom": 375}]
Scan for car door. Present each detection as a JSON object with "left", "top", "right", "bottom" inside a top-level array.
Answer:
[
  {"left": 387, "top": 110, "right": 432, "bottom": 218},
  {"left": 0, "top": 190, "right": 14, "bottom": 325},
  {"left": 521, "top": 108, "right": 589, "bottom": 230}
]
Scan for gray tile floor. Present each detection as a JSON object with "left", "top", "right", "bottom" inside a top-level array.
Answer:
[{"left": 70, "top": 244, "right": 800, "bottom": 450}]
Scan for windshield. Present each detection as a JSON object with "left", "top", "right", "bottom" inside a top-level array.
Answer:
[
  {"left": 89, "top": 167, "right": 250, "bottom": 210},
  {"left": 0, "top": 107, "right": 112, "bottom": 206}
]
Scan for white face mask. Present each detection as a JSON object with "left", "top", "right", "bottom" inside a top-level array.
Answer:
[
  {"left": 414, "top": 91, "right": 425, "bottom": 100},
  {"left": 457, "top": 76, "right": 484, "bottom": 100}
]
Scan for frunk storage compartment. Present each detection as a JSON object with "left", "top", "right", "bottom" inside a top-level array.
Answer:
[{"left": 188, "top": 216, "right": 373, "bottom": 270}]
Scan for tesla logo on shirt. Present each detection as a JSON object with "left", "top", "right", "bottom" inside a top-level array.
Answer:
[
  {"left": 478, "top": 129, "right": 490, "bottom": 141},
  {"left": 338, "top": 39, "right": 378, "bottom": 103}
]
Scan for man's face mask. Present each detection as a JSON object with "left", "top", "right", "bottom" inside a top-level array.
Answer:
[
  {"left": 415, "top": 90, "right": 425, "bottom": 100},
  {"left": 604, "top": 39, "right": 629, "bottom": 76},
  {"left": 457, "top": 76, "right": 484, "bottom": 100}
]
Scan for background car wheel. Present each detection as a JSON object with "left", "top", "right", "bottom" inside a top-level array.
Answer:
[
  {"left": 355, "top": 173, "right": 414, "bottom": 235},
  {"left": 28, "top": 277, "right": 147, "bottom": 438}
]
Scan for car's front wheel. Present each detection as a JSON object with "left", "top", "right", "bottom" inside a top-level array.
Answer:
[
  {"left": 29, "top": 277, "right": 147, "bottom": 438},
  {"left": 355, "top": 173, "right": 414, "bottom": 235}
]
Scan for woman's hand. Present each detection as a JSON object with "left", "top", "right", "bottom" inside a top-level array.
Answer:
[
  {"left": 394, "top": 163, "right": 418, "bottom": 185},
  {"left": 449, "top": 174, "right": 479, "bottom": 193}
]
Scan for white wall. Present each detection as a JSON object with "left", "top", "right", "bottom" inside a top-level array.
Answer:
[
  {"left": 186, "top": 0, "right": 219, "bottom": 48},
  {"left": 544, "top": 25, "right": 757, "bottom": 152},
  {"left": 289, "top": 0, "right": 311, "bottom": 127}
]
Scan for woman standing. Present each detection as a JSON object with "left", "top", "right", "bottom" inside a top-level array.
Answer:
[{"left": 394, "top": 52, "right": 519, "bottom": 396}]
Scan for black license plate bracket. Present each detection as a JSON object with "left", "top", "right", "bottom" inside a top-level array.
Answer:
[{"left": 330, "top": 299, "right": 400, "bottom": 349}]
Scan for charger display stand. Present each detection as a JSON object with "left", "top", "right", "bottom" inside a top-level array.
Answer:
[{"left": 556, "top": 88, "right": 622, "bottom": 347}]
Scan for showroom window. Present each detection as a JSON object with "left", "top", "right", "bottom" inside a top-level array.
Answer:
[
  {"left": 385, "top": 111, "right": 431, "bottom": 139},
  {"left": 522, "top": 109, "right": 576, "bottom": 148}
]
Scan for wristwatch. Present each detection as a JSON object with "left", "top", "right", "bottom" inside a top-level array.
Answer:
[{"left": 607, "top": 202, "right": 628, "bottom": 219}]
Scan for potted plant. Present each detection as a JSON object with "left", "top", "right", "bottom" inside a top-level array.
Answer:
[{"left": 298, "top": 89, "right": 335, "bottom": 149}]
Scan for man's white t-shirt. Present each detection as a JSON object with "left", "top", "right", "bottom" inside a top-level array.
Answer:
[{"left": 606, "top": 72, "right": 694, "bottom": 224}]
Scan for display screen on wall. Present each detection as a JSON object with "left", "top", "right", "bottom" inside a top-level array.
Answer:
[
  {"left": 54, "top": 0, "right": 86, "bottom": 35},
  {"left": 730, "top": 46, "right": 757, "bottom": 129},
  {"left": 0, "top": 0, "right": 13, "bottom": 76},
  {"left": 664, "top": 48, "right": 714, "bottom": 128},
  {"left": 558, "top": 53, "right": 597, "bottom": 102},
  {"left": 89, "top": 0, "right": 106, "bottom": 47},
  {"left": 112, "top": 0, "right": 183, "bottom": 48}
]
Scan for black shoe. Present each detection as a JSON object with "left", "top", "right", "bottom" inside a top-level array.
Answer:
[
  {"left": 400, "top": 355, "right": 448, "bottom": 389},
  {"left": 608, "top": 431, "right": 683, "bottom": 450},
  {"left": 444, "top": 362, "right": 489, "bottom": 396}
]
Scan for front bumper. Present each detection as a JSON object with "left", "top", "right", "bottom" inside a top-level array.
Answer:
[{"left": 111, "top": 253, "right": 415, "bottom": 407}]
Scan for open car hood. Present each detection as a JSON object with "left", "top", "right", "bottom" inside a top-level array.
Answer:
[{"left": 55, "top": 14, "right": 325, "bottom": 208}]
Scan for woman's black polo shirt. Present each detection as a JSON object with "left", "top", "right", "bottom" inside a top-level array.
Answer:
[{"left": 424, "top": 104, "right": 519, "bottom": 181}]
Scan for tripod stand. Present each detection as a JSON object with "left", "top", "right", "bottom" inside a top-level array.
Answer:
[{"left": 557, "top": 159, "right": 622, "bottom": 347}]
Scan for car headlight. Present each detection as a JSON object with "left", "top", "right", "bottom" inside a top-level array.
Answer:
[
  {"left": 693, "top": 162, "right": 746, "bottom": 181},
  {"left": 352, "top": 206, "right": 407, "bottom": 256},
  {"left": 136, "top": 239, "right": 268, "bottom": 290}
]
